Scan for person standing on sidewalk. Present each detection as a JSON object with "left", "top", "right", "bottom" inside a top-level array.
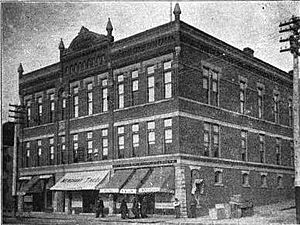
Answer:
[
  {"left": 132, "top": 196, "right": 140, "bottom": 219},
  {"left": 95, "top": 197, "right": 104, "bottom": 218},
  {"left": 120, "top": 198, "right": 128, "bottom": 219},
  {"left": 140, "top": 196, "right": 148, "bottom": 218},
  {"left": 173, "top": 198, "right": 181, "bottom": 218},
  {"left": 190, "top": 195, "right": 197, "bottom": 218}
]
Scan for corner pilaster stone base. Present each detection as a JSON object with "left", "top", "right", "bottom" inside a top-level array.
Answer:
[{"left": 175, "top": 165, "right": 188, "bottom": 218}]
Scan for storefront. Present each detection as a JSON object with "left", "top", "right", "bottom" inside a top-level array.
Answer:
[
  {"left": 50, "top": 170, "right": 109, "bottom": 214},
  {"left": 99, "top": 166, "right": 175, "bottom": 215},
  {"left": 17, "top": 175, "right": 54, "bottom": 212}
]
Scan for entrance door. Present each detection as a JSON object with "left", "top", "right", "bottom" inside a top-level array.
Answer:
[
  {"left": 139, "top": 193, "right": 155, "bottom": 215},
  {"left": 82, "top": 191, "right": 98, "bottom": 213},
  {"left": 33, "top": 193, "right": 44, "bottom": 211}
]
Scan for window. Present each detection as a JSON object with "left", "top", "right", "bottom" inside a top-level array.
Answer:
[
  {"left": 273, "top": 93, "right": 280, "bottom": 123},
  {"left": 241, "top": 130, "right": 247, "bottom": 161},
  {"left": 117, "top": 75, "right": 124, "bottom": 109},
  {"left": 37, "top": 96, "right": 43, "bottom": 124},
  {"left": 49, "top": 93, "right": 55, "bottom": 123},
  {"left": 214, "top": 169, "right": 223, "bottom": 185},
  {"left": 259, "top": 134, "right": 265, "bottom": 163},
  {"left": 87, "top": 83, "right": 93, "bottom": 115},
  {"left": 212, "top": 125, "right": 220, "bottom": 157},
  {"left": 203, "top": 123, "right": 210, "bottom": 156},
  {"left": 276, "top": 138, "right": 281, "bottom": 165},
  {"left": 261, "top": 173, "right": 267, "bottom": 188},
  {"left": 49, "top": 138, "right": 54, "bottom": 165},
  {"left": 102, "top": 79, "right": 108, "bottom": 112},
  {"left": 290, "top": 141, "right": 294, "bottom": 166},
  {"left": 164, "top": 61, "right": 172, "bottom": 99},
  {"left": 61, "top": 92, "right": 66, "bottom": 121},
  {"left": 25, "top": 100, "right": 31, "bottom": 127},
  {"left": 73, "top": 134, "right": 78, "bottom": 163},
  {"left": 288, "top": 99, "right": 293, "bottom": 126},
  {"left": 164, "top": 118, "right": 172, "bottom": 144},
  {"left": 242, "top": 171, "right": 250, "bottom": 187},
  {"left": 258, "top": 87, "right": 264, "bottom": 119},
  {"left": 147, "top": 76, "right": 155, "bottom": 103},
  {"left": 147, "top": 121, "right": 155, "bottom": 147},
  {"left": 132, "top": 124, "right": 139, "bottom": 157},
  {"left": 73, "top": 87, "right": 79, "bottom": 118},
  {"left": 118, "top": 126, "right": 125, "bottom": 158},
  {"left": 277, "top": 175, "right": 283, "bottom": 188},
  {"left": 25, "top": 142, "right": 30, "bottom": 167},
  {"left": 87, "top": 132, "right": 93, "bottom": 161},
  {"left": 240, "top": 81, "right": 246, "bottom": 114},
  {"left": 131, "top": 70, "right": 139, "bottom": 106},
  {"left": 37, "top": 140, "right": 42, "bottom": 166},
  {"left": 60, "top": 136, "right": 66, "bottom": 164},
  {"left": 203, "top": 67, "right": 219, "bottom": 106},
  {"left": 102, "top": 129, "right": 108, "bottom": 160}
]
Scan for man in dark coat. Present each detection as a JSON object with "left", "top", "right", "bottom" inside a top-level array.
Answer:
[
  {"left": 140, "top": 196, "right": 148, "bottom": 218},
  {"left": 132, "top": 196, "right": 140, "bottom": 219},
  {"left": 95, "top": 197, "right": 104, "bottom": 218},
  {"left": 120, "top": 198, "right": 128, "bottom": 219}
]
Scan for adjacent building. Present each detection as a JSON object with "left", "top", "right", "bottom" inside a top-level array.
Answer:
[{"left": 17, "top": 4, "right": 294, "bottom": 217}]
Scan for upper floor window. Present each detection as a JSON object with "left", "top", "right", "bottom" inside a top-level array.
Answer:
[
  {"left": 117, "top": 75, "right": 124, "bottom": 109},
  {"left": 37, "top": 96, "right": 43, "bottom": 124},
  {"left": 102, "top": 129, "right": 108, "bottom": 160},
  {"left": 87, "top": 131, "right": 93, "bottom": 161},
  {"left": 73, "top": 134, "right": 79, "bottom": 163},
  {"left": 49, "top": 93, "right": 55, "bottom": 123},
  {"left": 25, "top": 100, "right": 31, "bottom": 127},
  {"left": 277, "top": 175, "right": 283, "bottom": 188},
  {"left": 275, "top": 138, "right": 281, "bottom": 165},
  {"left": 203, "top": 122, "right": 219, "bottom": 157},
  {"left": 203, "top": 67, "right": 219, "bottom": 106},
  {"left": 242, "top": 171, "right": 250, "bottom": 187},
  {"left": 102, "top": 79, "right": 108, "bottom": 112},
  {"left": 273, "top": 93, "right": 280, "bottom": 123},
  {"left": 73, "top": 87, "right": 79, "bottom": 118},
  {"left": 60, "top": 136, "right": 66, "bottom": 164},
  {"left": 240, "top": 81, "right": 246, "bottom": 114},
  {"left": 241, "top": 130, "right": 247, "bottom": 161},
  {"left": 288, "top": 98, "right": 293, "bottom": 126},
  {"left": 259, "top": 134, "right": 265, "bottom": 163},
  {"left": 214, "top": 169, "right": 223, "bottom": 186},
  {"left": 132, "top": 124, "right": 139, "bottom": 157},
  {"left": 257, "top": 87, "right": 264, "bottom": 119},
  {"left": 87, "top": 83, "right": 93, "bottom": 115},
  {"left": 290, "top": 141, "right": 294, "bottom": 166},
  {"left": 25, "top": 142, "right": 30, "bottom": 167},
  {"left": 131, "top": 70, "right": 139, "bottom": 106},
  {"left": 261, "top": 174, "right": 267, "bottom": 188},
  {"left": 147, "top": 76, "right": 155, "bottom": 103},
  {"left": 164, "top": 61, "right": 172, "bottom": 99},
  {"left": 49, "top": 138, "right": 54, "bottom": 165},
  {"left": 118, "top": 126, "right": 125, "bottom": 158},
  {"left": 37, "top": 140, "right": 42, "bottom": 166},
  {"left": 164, "top": 118, "right": 173, "bottom": 144}
]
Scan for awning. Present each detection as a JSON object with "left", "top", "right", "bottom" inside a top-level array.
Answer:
[
  {"left": 138, "top": 167, "right": 175, "bottom": 194},
  {"left": 50, "top": 170, "right": 109, "bottom": 191},
  {"left": 99, "top": 169, "right": 134, "bottom": 193},
  {"left": 120, "top": 168, "right": 150, "bottom": 194},
  {"left": 17, "top": 176, "right": 40, "bottom": 195}
]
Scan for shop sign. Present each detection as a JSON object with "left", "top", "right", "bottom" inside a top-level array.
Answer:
[{"left": 24, "top": 195, "right": 33, "bottom": 203}]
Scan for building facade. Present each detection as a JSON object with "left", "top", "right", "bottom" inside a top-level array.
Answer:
[{"left": 17, "top": 4, "right": 294, "bottom": 217}]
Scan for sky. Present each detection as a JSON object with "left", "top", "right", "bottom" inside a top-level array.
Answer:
[{"left": 1, "top": 1, "right": 300, "bottom": 123}]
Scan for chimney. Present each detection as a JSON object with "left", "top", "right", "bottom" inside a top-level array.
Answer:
[
  {"left": 243, "top": 47, "right": 254, "bottom": 57},
  {"left": 289, "top": 70, "right": 293, "bottom": 76}
]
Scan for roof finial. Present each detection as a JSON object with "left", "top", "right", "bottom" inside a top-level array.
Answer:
[
  {"left": 173, "top": 3, "right": 181, "bottom": 21},
  {"left": 59, "top": 38, "right": 65, "bottom": 50},
  {"left": 106, "top": 18, "right": 114, "bottom": 42},
  {"left": 18, "top": 63, "right": 24, "bottom": 76}
]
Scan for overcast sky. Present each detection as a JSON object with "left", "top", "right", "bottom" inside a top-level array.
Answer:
[{"left": 2, "top": 1, "right": 299, "bottom": 123}]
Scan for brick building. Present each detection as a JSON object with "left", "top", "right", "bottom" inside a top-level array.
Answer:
[{"left": 17, "top": 4, "right": 294, "bottom": 217}]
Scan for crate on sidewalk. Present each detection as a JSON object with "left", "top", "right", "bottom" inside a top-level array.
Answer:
[{"left": 209, "top": 204, "right": 226, "bottom": 220}]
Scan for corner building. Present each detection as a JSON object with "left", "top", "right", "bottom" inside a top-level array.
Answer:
[{"left": 17, "top": 4, "right": 295, "bottom": 217}]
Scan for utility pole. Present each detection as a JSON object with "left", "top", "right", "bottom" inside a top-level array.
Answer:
[
  {"left": 9, "top": 104, "right": 25, "bottom": 217},
  {"left": 279, "top": 15, "right": 300, "bottom": 224}
]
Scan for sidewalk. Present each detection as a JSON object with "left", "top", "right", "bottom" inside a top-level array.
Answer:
[{"left": 3, "top": 200, "right": 297, "bottom": 225}]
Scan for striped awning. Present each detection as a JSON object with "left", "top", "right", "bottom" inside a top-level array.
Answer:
[
  {"left": 99, "top": 169, "right": 134, "bottom": 193},
  {"left": 138, "top": 167, "right": 175, "bottom": 194},
  {"left": 120, "top": 168, "right": 150, "bottom": 194},
  {"left": 51, "top": 170, "right": 109, "bottom": 191}
]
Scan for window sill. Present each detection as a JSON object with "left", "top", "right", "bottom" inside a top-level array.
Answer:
[
  {"left": 214, "top": 183, "right": 224, "bottom": 187},
  {"left": 260, "top": 185, "right": 268, "bottom": 189},
  {"left": 242, "top": 184, "right": 251, "bottom": 188}
]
